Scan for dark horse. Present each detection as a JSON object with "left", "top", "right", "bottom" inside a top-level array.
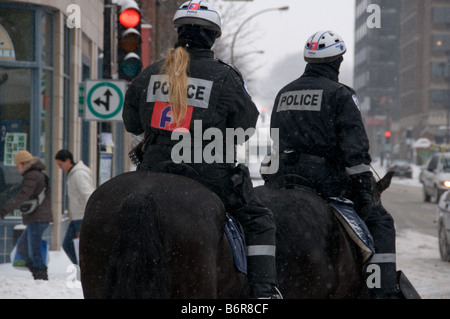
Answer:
[
  {"left": 80, "top": 170, "right": 246, "bottom": 298},
  {"left": 254, "top": 172, "right": 394, "bottom": 299},
  {"left": 80, "top": 168, "right": 395, "bottom": 299}
]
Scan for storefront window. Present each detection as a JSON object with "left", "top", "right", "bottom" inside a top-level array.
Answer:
[
  {"left": 0, "top": 9, "right": 34, "bottom": 62},
  {"left": 0, "top": 67, "right": 31, "bottom": 207},
  {"left": 41, "top": 12, "right": 53, "bottom": 67},
  {"left": 0, "top": 4, "right": 53, "bottom": 214}
]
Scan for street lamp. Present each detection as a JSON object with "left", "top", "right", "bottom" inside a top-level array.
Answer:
[
  {"left": 436, "top": 40, "right": 450, "bottom": 144},
  {"left": 230, "top": 6, "right": 289, "bottom": 65}
]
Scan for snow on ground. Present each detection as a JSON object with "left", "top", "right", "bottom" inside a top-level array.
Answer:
[
  {"left": 0, "top": 250, "right": 83, "bottom": 299},
  {"left": 371, "top": 159, "right": 450, "bottom": 299},
  {"left": 396, "top": 229, "right": 450, "bottom": 299},
  {"left": 0, "top": 159, "right": 448, "bottom": 299}
]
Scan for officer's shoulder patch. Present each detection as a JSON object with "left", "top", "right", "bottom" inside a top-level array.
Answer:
[
  {"left": 339, "top": 84, "right": 361, "bottom": 111},
  {"left": 352, "top": 94, "right": 361, "bottom": 111}
]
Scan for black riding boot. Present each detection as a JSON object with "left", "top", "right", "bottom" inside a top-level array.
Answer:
[
  {"left": 365, "top": 254, "right": 401, "bottom": 299},
  {"left": 241, "top": 204, "right": 281, "bottom": 299},
  {"left": 364, "top": 205, "right": 401, "bottom": 299},
  {"left": 230, "top": 165, "right": 282, "bottom": 299}
]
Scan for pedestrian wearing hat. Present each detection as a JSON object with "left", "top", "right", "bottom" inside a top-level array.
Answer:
[{"left": 0, "top": 150, "right": 53, "bottom": 280}]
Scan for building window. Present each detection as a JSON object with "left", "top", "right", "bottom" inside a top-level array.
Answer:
[
  {"left": 0, "top": 67, "right": 32, "bottom": 188},
  {"left": 433, "top": 35, "right": 450, "bottom": 51},
  {"left": 430, "top": 89, "right": 448, "bottom": 108},
  {"left": 0, "top": 8, "right": 34, "bottom": 62},
  {"left": 0, "top": 3, "right": 54, "bottom": 216},
  {"left": 433, "top": 7, "right": 450, "bottom": 25},
  {"left": 431, "top": 61, "right": 450, "bottom": 81}
]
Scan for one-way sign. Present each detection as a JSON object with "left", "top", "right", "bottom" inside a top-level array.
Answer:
[{"left": 85, "top": 80, "right": 127, "bottom": 121}]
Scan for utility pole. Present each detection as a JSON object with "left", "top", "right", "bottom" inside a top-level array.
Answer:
[{"left": 103, "top": 0, "right": 112, "bottom": 79}]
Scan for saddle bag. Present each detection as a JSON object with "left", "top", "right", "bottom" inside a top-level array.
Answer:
[
  {"left": 328, "top": 197, "right": 375, "bottom": 263},
  {"left": 224, "top": 213, "right": 247, "bottom": 275}
]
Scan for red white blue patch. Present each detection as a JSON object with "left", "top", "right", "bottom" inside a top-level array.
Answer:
[
  {"left": 187, "top": 0, "right": 201, "bottom": 14},
  {"left": 150, "top": 101, "right": 193, "bottom": 131},
  {"left": 309, "top": 42, "right": 319, "bottom": 50}
]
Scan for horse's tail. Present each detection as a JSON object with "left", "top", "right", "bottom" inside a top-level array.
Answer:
[{"left": 105, "top": 190, "right": 169, "bottom": 298}]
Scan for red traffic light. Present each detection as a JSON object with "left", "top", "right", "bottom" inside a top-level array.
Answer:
[
  {"left": 384, "top": 131, "right": 391, "bottom": 138},
  {"left": 119, "top": 8, "right": 140, "bottom": 28}
]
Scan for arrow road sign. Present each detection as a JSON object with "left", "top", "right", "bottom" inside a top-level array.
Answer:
[
  {"left": 94, "top": 89, "right": 113, "bottom": 111},
  {"left": 85, "top": 80, "right": 127, "bottom": 121}
]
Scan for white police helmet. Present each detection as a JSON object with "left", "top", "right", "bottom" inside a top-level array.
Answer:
[
  {"left": 173, "top": 1, "right": 222, "bottom": 38},
  {"left": 304, "top": 30, "right": 347, "bottom": 63}
]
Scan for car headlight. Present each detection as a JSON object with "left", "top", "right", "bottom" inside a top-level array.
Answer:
[{"left": 442, "top": 181, "right": 450, "bottom": 188}]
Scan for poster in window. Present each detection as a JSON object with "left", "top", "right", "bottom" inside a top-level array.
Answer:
[
  {"left": 3, "top": 133, "right": 27, "bottom": 166},
  {"left": 0, "top": 23, "right": 15, "bottom": 61}
]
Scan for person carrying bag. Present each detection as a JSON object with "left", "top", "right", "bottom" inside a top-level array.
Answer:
[{"left": 0, "top": 150, "right": 53, "bottom": 280}]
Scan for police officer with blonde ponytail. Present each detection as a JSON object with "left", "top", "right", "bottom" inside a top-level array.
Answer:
[{"left": 123, "top": 1, "right": 281, "bottom": 299}]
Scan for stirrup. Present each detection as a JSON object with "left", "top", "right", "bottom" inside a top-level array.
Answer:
[{"left": 255, "top": 286, "right": 283, "bottom": 299}]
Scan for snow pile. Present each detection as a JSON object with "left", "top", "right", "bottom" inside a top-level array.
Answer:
[{"left": 0, "top": 250, "right": 83, "bottom": 299}]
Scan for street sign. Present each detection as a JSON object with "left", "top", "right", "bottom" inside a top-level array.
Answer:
[{"left": 85, "top": 80, "right": 127, "bottom": 121}]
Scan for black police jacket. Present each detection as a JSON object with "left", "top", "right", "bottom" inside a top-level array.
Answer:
[
  {"left": 270, "top": 63, "right": 372, "bottom": 175},
  {"left": 123, "top": 48, "right": 259, "bottom": 169}
]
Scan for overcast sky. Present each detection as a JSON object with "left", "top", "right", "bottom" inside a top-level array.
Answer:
[{"left": 218, "top": 0, "right": 356, "bottom": 108}]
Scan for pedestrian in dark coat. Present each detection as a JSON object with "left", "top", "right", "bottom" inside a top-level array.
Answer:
[{"left": 1, "top": 150, "right": 53, "bottom": 280}]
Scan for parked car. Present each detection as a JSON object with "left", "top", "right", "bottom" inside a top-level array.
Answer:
[
  {"left": 420, "top": 152, "right": 450, "bottom": 203},
  {"left": 437, "top": 190, "right": 450, "bottom": 261},
  {"left": 388, "top": 160, "right": 412, "bottom": 178}
]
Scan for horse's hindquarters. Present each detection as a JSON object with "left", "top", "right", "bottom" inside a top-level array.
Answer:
[
  {"left": 81, "top": 171, "right": 246, "bottom": 299},
  {"left": 255, "top": 184, "right": 364, "bottom": 298}
]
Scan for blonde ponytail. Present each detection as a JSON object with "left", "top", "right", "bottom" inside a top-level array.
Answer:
[{"left": 161, "top": 46, "right": 190, "bottom": 127}]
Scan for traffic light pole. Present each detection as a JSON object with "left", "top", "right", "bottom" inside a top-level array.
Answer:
[
  {"left": 103, "top": 0, "right": 112, "bottom": 79},
  {"left": 99, "top": 0, "right": 113, "bottom": 187}
]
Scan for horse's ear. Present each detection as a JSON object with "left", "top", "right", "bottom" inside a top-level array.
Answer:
[{"left": 376, "top": 171, "right": 395, "bottom": 193}]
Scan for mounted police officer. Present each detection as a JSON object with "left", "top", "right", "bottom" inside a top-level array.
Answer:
[
  {"left": 122, "top": 1, "right": 281, "bottom": 299},
  {"left": 266, "top": 30, "right": 400, "bottom": 299}
]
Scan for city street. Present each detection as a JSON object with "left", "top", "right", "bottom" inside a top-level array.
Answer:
[
  {"left": 382, "top": 182, "right": 437, "bottom": 237},
  {"left": 380, "top": 178, "right": 450, "bottom": 298}
]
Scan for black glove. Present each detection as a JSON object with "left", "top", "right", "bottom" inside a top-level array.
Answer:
[{"left": 350, "top": 171, "right": 375, "bottom": 221}]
